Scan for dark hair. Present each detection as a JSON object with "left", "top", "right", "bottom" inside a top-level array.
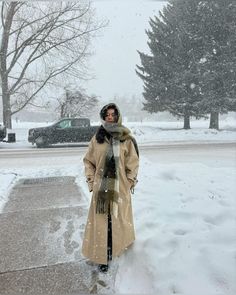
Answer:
[{"left": 95, "top": 125, "right": 111, "bottom": 143}]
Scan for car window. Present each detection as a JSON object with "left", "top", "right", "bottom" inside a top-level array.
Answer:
[
  {"left": 72, "top": 119, "right": 89, "bottom": 127},
  {"left": 57, "top": 120, "right": 71, "bottom": 129}
]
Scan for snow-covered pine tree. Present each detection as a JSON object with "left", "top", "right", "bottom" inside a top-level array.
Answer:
[
  {"left": 197, "top": 0, "right": 236, "bottom": 129},
  {"left": 136, "top": 0, "right": 236, "bottom": 129},
  {"left": 136, "top": 0, "right": 206, "bottom": 129}
]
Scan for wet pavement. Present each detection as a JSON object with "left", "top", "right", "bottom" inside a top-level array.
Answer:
[{"left": 0, "top": 176, "right": 117, "bottom": 294}]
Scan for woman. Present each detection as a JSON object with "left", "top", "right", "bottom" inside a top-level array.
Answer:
[{"left": 82, "top": 103, "right": 139, "bottom": 272}]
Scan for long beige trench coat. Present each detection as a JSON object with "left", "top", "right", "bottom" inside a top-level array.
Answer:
[{"left": 82, "top": 135, "right": 139, "bottom": 265}]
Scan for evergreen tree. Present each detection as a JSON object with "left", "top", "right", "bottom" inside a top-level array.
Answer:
[
  {"left": 137, "top": 0, "right": 236, "bottom": 129},
  {"left": 137, "top": 0, "right": 205, "bottom": 129},
  {"left": 197, "top": 0, "right": 236, "bottom": 129}
]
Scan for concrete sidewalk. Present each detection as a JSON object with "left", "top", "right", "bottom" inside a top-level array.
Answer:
[{"left": 0, "top": 176, "right": 117, "bottom": 294}]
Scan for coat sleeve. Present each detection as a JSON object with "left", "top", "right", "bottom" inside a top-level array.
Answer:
[
  {"left": 125, "top": 138, "right": 139, "bottom": 190},
  {"left": 83, "top": 136, "right": 96, "bottom": 192}
]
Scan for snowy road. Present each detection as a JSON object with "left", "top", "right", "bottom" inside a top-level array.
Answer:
[
  {"left": 142, "top": 142, "right": 236, "bottom": 168},
  {"left": 0, "top": 142, "right": 235, "bottom": 168}
]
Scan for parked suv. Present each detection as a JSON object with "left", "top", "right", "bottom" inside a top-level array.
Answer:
[
  {"left": 0, "top": 123, "right": 6, "bottom": 141},
  {"left": 28, "top": 118, "right": 99, "bottom": 148}
]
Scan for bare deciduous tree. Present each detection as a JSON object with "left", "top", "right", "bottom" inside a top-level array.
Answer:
[
  {"left": 56, "top": 87, "right": 98, "bottom": 119},
  {"left": 0, "top": 1, "right": 105, "bottom": 128}
]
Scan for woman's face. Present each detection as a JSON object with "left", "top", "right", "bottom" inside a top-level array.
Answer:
[{"left": 105, "top": 108, "right": 117, "bottom": 123}]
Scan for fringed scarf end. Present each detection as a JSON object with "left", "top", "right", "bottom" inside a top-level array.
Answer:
[{"left": 96, "top": 199, "right": 118, "bottom": 218}]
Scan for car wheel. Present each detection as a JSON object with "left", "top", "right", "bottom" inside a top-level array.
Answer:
[{"left": 35, "top": 136, "right": 48, "bottom": 148}]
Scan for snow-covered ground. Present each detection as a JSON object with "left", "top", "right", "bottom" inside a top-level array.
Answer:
[{"left": 0, "top": 118, "right": 236, "bottom": 294}]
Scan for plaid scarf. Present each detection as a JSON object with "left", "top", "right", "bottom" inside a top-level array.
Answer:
[{"left": 96, "top": 121, "right": 131, "bottom": 217}]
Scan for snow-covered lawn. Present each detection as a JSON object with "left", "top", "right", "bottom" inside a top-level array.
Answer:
[
  {"left": 116, "top": 158, "right": 236, "bottom": 295},
  {"left": 0, "top": 118, "right": 236, "bottom": 294}
]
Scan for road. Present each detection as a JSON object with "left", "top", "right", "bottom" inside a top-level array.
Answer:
[{"left": 0, "top": 142, "right": 235, "bottom": 168}]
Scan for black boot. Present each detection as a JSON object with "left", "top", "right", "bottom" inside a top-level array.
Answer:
[{"left": 98, "top": 264, "right": 109, "bottom": 272}]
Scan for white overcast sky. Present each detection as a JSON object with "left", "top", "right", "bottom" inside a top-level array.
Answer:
[{"left": 85, "top": 0, "right": 167, "bottom": 100}]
